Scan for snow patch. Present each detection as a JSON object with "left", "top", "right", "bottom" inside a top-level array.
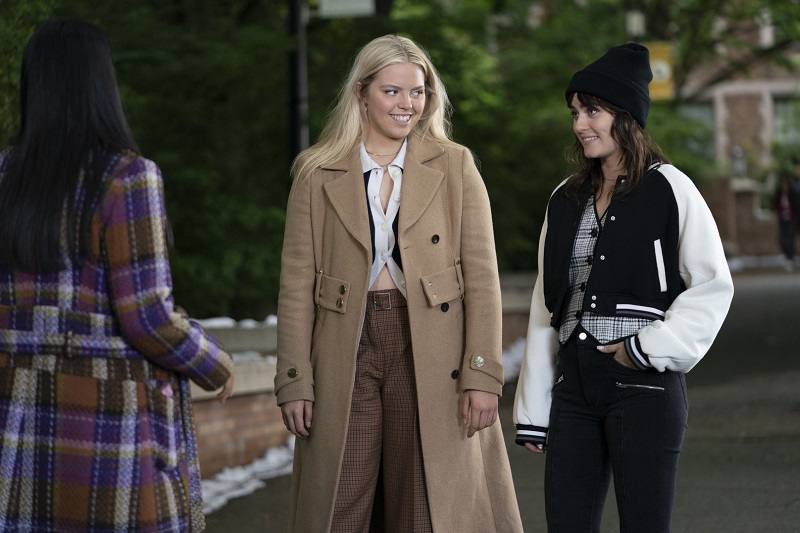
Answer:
[{"left": 202, "top": 437, "right": 295, "bottom": 515}]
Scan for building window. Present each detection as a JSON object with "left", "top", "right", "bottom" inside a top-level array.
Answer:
[
  {"left": 679, "top": 102, "right": 715, "bottom": 160},
  {"left": 773, "top": 98, "right": 800, "bottom": 148},
  {"left": 772, "top": 97, "right": 800, "bottom": 178}
]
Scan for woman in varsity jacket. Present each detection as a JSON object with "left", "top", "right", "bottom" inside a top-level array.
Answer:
[{"left": 513, "top": 43, "right": 734, "bottom": 532}]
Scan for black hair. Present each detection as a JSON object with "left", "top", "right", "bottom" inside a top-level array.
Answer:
[
  {"left": 564, "top": 92, "right": 669, "bottom": 201},
  {"left": 0, "top": 17, "right": 138, "bottom": 271}
]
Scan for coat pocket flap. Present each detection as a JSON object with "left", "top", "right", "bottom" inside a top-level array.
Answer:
[
  {"left": 317, "top": 274, "right": 350, "bottom": 314},
  {"left": 420, "top": 266, "right": 463, "bottom": 307}
]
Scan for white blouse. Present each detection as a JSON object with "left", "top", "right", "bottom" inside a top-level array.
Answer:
[{"left": 359, "top": 140, "right": 407, "bottom": 296}]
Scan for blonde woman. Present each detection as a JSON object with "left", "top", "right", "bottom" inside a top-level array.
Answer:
[{"left": 276, "top": 34, "right": 523, "bottom": 532}]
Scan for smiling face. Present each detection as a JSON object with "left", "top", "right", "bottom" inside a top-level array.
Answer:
[
  {"left": 569, "top": 93, "right": 623, "bottom": 172},
  {"left": 359, "top": 62, "right": 426, "bottom": 149}
]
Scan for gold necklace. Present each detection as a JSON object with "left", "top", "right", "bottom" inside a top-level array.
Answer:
[{"left": 366, "top": 148, "right": 399, "bottom": 158}]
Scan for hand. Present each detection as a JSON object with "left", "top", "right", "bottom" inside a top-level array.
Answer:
[
  {"left": 524, "top": 442, "right": 547, "bottom": 454},
  {"left": 281, "top": 400, "right": 314, "bottom": 439},
  {"left": 596, "top": 341, "right": 635, "bottom": 369},
  {"left": 217, "top": 375, "right": 235, "bottom": 403},
  {"left": 461, "top": 389, "right": 499, "bottom": 438}
]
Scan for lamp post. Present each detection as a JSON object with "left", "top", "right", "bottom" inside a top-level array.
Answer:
[{"left": 288, "top": 0, "right": 377, "bottom": 166}]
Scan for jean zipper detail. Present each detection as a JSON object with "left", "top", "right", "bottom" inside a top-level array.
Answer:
[{"left": 615, "top": 381, "right": 665, "bottom": 391}]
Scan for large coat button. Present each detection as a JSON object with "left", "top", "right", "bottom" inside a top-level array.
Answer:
[
  {"left": 451, "top": 369, "right": 460, "bottom": 379},
  {"left": 336, "top": 298, "right": 343, "bottom": 308},
  {"left": 472, "top": 356, "right": 485, "bottom": 368},
  {"left": 288, "top": 368, "right": 298, "bottom": 378},
  {"left": 441, "top": 302, "right": 449, "bottom": 312},
  {"left": 431, "top": 234, "right": 440, "bottom": 244}
]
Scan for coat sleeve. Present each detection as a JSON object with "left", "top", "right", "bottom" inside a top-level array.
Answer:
[
  {"left": 456, "top": 147, "right": 506, "bottom": 396},
  {"left": 512, "top": 213, "right": 559, "bottom": 446},
  {"left": 103, "top": 157, "right": 233, "bottom": 391},
  {"left": 274, "top": 172, "right": 317, "bottom": 404},
  {"left": 626, "top": 165, "right": 734, "bottom": 372}
]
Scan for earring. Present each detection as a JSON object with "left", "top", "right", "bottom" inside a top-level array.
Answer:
[{"left": 363, "top": 100, "right": 368, "bottom": 110}]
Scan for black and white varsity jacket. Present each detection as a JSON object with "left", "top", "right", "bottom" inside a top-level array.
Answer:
[{"left": 513, "top": 164, "right": 734, "bottom": 447}]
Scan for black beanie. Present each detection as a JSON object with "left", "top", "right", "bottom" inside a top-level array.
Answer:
[{"left": 565, "top": 43, "right": 652, "bottom": 128}]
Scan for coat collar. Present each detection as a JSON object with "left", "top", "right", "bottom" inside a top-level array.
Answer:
[
  {"left": 321, "top": 134, "right": 446, "bottom": 253},
  {"left": 322, "top": 133, "right": 444, "bottom": 172}
]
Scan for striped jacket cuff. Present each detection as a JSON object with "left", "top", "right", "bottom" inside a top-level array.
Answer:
[
  {"left": 515, "top": 425, "right": 548, "bottom": 446},
  {"left": 625, "top": 335, "right": 652, "bottom": 370}
]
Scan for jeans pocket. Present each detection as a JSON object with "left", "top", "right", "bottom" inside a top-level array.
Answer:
[
  {"left": 615, "top": 381, "right": 666, "bottom": 392},
  {"left": 608, "top": 353, "right": 645, "bottom": 374}
]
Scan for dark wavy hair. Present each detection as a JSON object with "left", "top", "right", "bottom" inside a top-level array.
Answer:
[
  {"left": 0, "top": 18, "right": 138, "bottom": 271},
  {"left": 564, "top": 92, "right": 669, "bottom": 201}
]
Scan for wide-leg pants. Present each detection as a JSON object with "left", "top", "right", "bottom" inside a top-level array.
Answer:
[
  {"left": 331, "top": 289, "right": 433, "bottom": 533},
  {"left": 545, "top": 327, "right": 689, "bottom": 533}
]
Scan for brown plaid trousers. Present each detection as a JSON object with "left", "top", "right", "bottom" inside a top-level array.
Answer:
[{"left": 331, "top": 289, "right": 433, "bottom": 532}]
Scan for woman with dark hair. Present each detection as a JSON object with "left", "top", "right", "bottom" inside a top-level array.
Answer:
[
  {"left": 0, "top": 18, "right": 233, "bottom": 532},
  {"left": 513, "top": 43, "right": 734, "bottom": 532}
]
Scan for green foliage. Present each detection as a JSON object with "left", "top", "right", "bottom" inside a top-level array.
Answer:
[
  {"left": 0, "top": 0, "right": 57, "bottom": 144},
  {"left": 2, "top": 0, "right": 797, "bottom": 317},
  {"left": 618, "top": 0, "right": 800, "bottom": 102},
  {"left": 53, "top": 0, "right": 291, "bottom": 319},
  {"left": 647, "top": 104, "right": 719, "bottom": 185}
]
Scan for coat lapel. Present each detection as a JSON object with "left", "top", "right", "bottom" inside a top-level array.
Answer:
[
  {"left": 399, "top": 135, "right": 445, "bottom": 233},
  {"left": 322, "top": 150, "right": 372, "bottom": 254},
  {"left": 322, "top": 136, "right": 446, "bottom": 250}
]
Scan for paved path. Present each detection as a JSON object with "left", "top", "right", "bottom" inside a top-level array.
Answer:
[{"left": 205, "top": 270, "right": 800, "bottom": 532}]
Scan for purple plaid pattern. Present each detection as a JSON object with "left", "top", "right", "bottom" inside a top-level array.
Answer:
[{"left": 0, "top": 151, "right": 233, "bottom": 532}]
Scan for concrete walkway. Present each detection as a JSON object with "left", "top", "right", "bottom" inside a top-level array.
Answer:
[{"left": 205, "top": 270, "right": 800, "bottom": 532}]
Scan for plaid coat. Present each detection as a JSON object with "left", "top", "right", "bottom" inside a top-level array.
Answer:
[{"left": 0, "top": 151, "right": 233, "bottom": 532}]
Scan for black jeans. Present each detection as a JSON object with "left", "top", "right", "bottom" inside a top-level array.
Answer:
[{"left": 545, "top": 327, "right": 688, "bottom": 533}]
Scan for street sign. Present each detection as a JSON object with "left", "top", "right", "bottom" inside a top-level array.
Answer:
[{"left": 646, "top": 41, "right": 674, "bottom": 101}]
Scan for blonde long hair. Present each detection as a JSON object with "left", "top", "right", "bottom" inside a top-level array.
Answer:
[{"left": 291, "top": 34, "right": 455, "bottom": 180}]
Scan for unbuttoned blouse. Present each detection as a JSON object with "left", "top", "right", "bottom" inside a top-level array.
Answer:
[{"left": 359, "top": 142, "right": 407, "bottom": 296}]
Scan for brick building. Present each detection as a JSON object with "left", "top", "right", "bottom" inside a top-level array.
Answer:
[{"left": 680, "top": 19, "right": 800, "bottom": 257}]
